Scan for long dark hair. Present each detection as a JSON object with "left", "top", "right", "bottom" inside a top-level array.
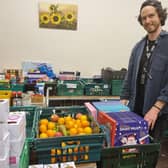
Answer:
[{"left": 138, "top": 0, "right": 167, "bottom": 26}]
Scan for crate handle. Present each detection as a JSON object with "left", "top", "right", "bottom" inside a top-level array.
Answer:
[{"left": 61, "top": 140, "right": 80, "bottom": 147}]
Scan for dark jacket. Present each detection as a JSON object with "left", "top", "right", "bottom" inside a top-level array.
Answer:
[{"left": 121, "top": 31, "right": 168, "bottom": 115}]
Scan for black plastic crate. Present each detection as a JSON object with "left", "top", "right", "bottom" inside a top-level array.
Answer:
[{"left": 99, "top": 138, "right": 160, "bottom": 168}]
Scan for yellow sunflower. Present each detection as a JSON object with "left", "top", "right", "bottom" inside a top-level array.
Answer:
[
  {"left": 40, "top": 13, "right": 50, "bottom": 24},
  {"left": 65, "top": 12, "right": 75, "bottom": 22},
  {"left": 50, "top": 13, "right": 61, "bottom": 25},
  {"left": 49, "top": 4, "right": 56, "bottom": 12}
]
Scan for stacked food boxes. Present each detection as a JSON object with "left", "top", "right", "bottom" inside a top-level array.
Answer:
[
  {"left": 8, "top": 111, "right": 26, "bottom": 167},
  {"left": 98, "top": 111, "right": 149, "bottom": 147},
  {"left": 92, "top": 100, "right": 130, "bottom": 113},
  {"left": 0, "top": 99, "right": 10, "bottom": 168}
]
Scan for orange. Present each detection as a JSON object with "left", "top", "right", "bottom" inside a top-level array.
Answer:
[
  {"left": 61, "top": 142, "right": 66, "bottom": 147},
  {"left": 74, "top": 147, "right": 78, "bottom": 153},
  {"left": 51, "top": 157, "right": 56, "bottom": 163},
  {"left": 68, "top": 148, "right": 73, "bottom": 154},
  {"left": 77, "top": 127, "right": 84, "bottom": 134},
  {"left": 39, "top": 132, "right": 48, "bottom": 138},
  {"left": 75, "top": 119, "right": 81, "bottom": 126},
  {"left": 48, "top": 122, "right": 56, "bottom": 130},
  {"left": 84, "top": 127, "right": 92, "bottom": 135},
  {"left": 57, "top": 149, "right": 61, "bottom": 155},
  {"left": 51, "top": 149, "right": 56, "bottom": 155},
  {"left": 46, "top": 129, "right": 55, "bottom": 137},
  {"left": 73, "top": 123, "right": 78, "bottom": 129},
  {"left": 81, "top": 120, "right": 90, "bottom": 127},
  {"left": 65, "top": 120, "right": 74, "bottom": 129},
  {"left": 64, "top": 116, "right": 72, "bottom": 123},
  {"left": 39, "top": 124, "right": 47, "bottom": 133},
  {"left": 39, "top": 118, "right": 48, "bottom": 126},
  {"left": 80, "top": 115, "right": 87, "bottom": 121},
  {"left": 69, "top": 128, "right": 77, "bottom": 136},
  {"left": 73, "top": 155, "right": 78, "bottom": 161},
  {"left": 58, "top": 117, "right": 65, "bottom": 125},
  {"left": 84, "top": 154, "right": 89, "bottom": 160}
]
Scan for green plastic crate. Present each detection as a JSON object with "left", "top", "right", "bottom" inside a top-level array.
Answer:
[
  {"left": 11, "top": 83, "right": 24, "bottom": 91},
  {"left": 84, "top": 83, "right": 110, "bottom": 96},
  {"left": 34, "top": 106, "right": 105, "bottom": 164},
  {"left": 99, "top": 138, "right": 160, "bottom": 168},
  {"left": 0, "top": 83, "right": 10, "bottom": 90},
  {"left": 10, "top": 106, "right": 37, "bottom": 140},
  {"left": 57, "top": 80, "right": 84, "bottom": 96},
  {"left": 19, "top": 140, "right": 30, "bottom": 168},
  {"left": 111, "top": 80, "right": 123, "bottom": 96}
]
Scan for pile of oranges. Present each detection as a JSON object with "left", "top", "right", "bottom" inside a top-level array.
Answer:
[
  {"left": 63, "top": 114, "right": 93, "bottom": 136},
  {"left": 38, "top": 113, "right": 93, "bottom": 138},
  {"left": 39, "top": 119, "right": 56, "bottom": 138}
]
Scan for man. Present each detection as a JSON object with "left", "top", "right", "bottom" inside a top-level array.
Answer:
[{"left": 120, "top": 0, "right": 168, "bottom": 141}]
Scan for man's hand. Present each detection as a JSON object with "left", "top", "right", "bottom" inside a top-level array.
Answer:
[
  {"left": 120, "top": 99, "right": 129, "bottom": 106},
  {"left": 144, "top": 107, "right": 160, "bottom": 130}
]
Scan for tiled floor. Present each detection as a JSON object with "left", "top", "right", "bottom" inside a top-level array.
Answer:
[{"left": 156, "top": 139, "right": 168, "bottom": 168}]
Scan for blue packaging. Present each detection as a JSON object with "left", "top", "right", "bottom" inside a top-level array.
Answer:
[
  {"left": 92, "top": 100, "right": 130, "bottom": 113},
  {"left": 107, "top": 112, "right": 149, "bottom": 146}
]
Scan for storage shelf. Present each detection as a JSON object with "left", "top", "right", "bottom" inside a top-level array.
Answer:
[{"left": 49, "top": 96, "right": 119, "bottom": 100}]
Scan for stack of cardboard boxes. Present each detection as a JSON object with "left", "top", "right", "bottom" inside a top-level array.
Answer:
[
  {"left": 0, "top": 99, "right": 10, "bottom": 168},
  {"left": 8, "top": 111, "right": 26, "bottom": 168}
]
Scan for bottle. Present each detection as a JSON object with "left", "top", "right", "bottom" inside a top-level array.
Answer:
[
  {"left": 11, "top": 91, "right": 17, "bottom": 106},
  {"left": 17, "top": 91, "right": 23, "bottom": 106}
]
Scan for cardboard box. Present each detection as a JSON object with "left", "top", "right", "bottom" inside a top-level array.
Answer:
[
  {"left": 0, "top": 99, "right": 9, "bottom": 122},
  {"left": 8, "top": 112, "right": 26, "bottom": 140},
  {"left": 29, "top": 165, "right": 43, "bottom": 168},
  {"left": 43, "top": 164, "right": 59, "bottom": 168},
  {"left": 92, "top": 100, "right": 130, "bottom": 113},
  {"left": 60, "top": 162, "right": 76, "bottom": 168},
  {"left": 9, "top": 156, "right": 19, "bottom": 168},
  {"left": 0, "top": 123, "right": 8, "bottom": 140},
  {"left": 0, "top": 151, "right": 9, "bottom": 168},
  {"left": 108, "top": 112, "right": 149, "bottom": 146},
  {"left": 98, "top": 111, "right": 149, "bottom": 146},
  {"left": 0, "top": 132, "right": 9, "bottom": 159},
  {"left": 10, "top": 131, "right": 25, "bottom": 157},
  {"left": 76, "top": 163, "right": 97, "bottom": 168}
]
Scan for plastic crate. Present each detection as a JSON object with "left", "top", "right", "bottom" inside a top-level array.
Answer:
[
  {"left": 83, "top": 82, "right": 110, "bottom": 96},
  {"left": 0, "top": 90, "right": 12, "bottom": 99},
  {"left": 99, "top": 138, "right": 160, "bottom": 168},
  {"left": 11, "top": 83, "right": 24, "bottom": 91},
  {"left": 111, "top": 70, "right": 127, "bottom": 80},
  {"left": 34, "top": 106, "right": 105, "bottom": 164},
  {"left": 10, "top": 106, "right": 37, "bottom": 141},
  {"left": 111, "top": 80, "right": 123, "bottom": 96},
  {"left": 19, "top": 140, "right": 29, "bottom": 168},
  {"left": 44, "top": 81, "right": 57, "bottom": 96},
  {"left": 57, "top": 80, "right": 84, "bottom": 96},
  {"left": 0, "top": 83, "right": 10, "bottom": 90}
]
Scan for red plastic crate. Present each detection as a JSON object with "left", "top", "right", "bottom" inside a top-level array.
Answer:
[{"left": 97, "top": 111, "right": 116, "bottom": 146}]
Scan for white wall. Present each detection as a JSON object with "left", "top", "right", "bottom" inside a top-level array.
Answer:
[{"left": 0, "top": 0, "right": 168, "bottom": 77}]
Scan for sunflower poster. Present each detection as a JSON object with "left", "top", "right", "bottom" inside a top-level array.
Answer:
[{"left": 39, "top": 2, "right": 78, "bottom": 30}]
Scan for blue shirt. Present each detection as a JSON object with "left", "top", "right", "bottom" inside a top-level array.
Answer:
[{"left": 121, "top": 30, "right": 168, "bottom": 115}]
